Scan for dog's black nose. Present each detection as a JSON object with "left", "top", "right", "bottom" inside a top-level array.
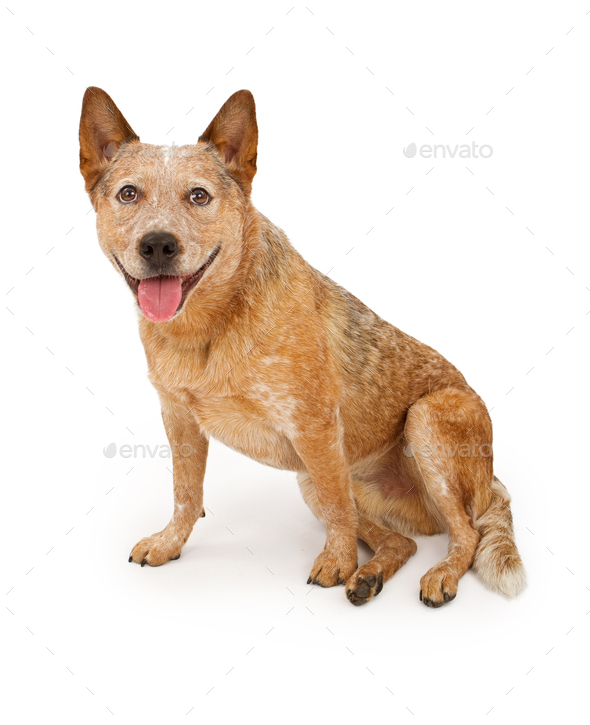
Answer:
[{"left": 139, "top": 232, "right": 178, "bottom": 267}]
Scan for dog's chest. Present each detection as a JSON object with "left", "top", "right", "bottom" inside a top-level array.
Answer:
[
  {"left": 190, "top": 392, "right": 302, "bottom": 471},
  {"left": 145, "top": 331, "right": 303, "bottom": 471}
]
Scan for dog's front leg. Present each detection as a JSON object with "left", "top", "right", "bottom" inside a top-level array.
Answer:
[
  {"left": 129, "top": 396, "right": 208, "bottom": 567},
  {"left": 294, "top": 418, "right": 359, "bottom": 587}
]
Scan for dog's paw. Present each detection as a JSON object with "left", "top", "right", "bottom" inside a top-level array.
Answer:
[
  {"left": 345, "top": 566, "right": 384, "bottom": 606},
  {"left": 128, "top": 531, "right": 184, "bottom": 567},
  {"left": 419, "top": 565, "right": 458, "bottom": 608},
  {"left": 307, "top": 545, "right": 358, "bottom": 588}
]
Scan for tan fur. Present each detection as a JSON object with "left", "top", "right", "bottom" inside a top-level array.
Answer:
[
  {"left": 79, "top": 87, "right": 526, "bottom": 606},
  {"left": 472, "top": 477, "right": 526, "bottom": 597}
]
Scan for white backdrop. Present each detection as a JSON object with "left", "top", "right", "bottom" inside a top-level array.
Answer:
[{"left": 1, "top": 1, "right": 589, "bottom": 723}]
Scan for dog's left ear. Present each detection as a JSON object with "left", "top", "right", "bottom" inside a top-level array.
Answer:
[
  {"left": 79, "top": 86, "right": 139, "bottom": 193},
  {"left": 200, "top": 90, "right": 258, "bottom": 195}
]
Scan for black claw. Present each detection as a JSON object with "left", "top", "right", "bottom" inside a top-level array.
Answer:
[
  {"left": 423, "top": 596, "right": 445, "bottom": 608},
  {"left": 365, "top": 575, "right": 377, "bottom": 588},
  {"left": 141, "top": 559, "right": 147, "bottom": 567},
  {"left": 337, "top": 577, "right": 344, "bottom": 585},
  {"left": 307, "top": 577, "right": 312, "bottom": 584},
  {"left": 171, "top": 554, "right": 180, "bottom": 561},
  {"left": 128, "top": 556, "right": 133, "bottom": 563},
  {"left": 419, "top": 589, "right": 423, "bottom": 601},
  {"left": 200, "top": 510, "right": 206, "bottom": 517},
  {"left": 375, "top": 573, "right": 384, "bottom": 596}
]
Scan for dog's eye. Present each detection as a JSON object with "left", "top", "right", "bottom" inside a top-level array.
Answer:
[
  {"left": 189, "top": 187, "right": 210, "bottom": 206},
  {"left": 118, "top": 185, "right": 138, "bottom": 203}
]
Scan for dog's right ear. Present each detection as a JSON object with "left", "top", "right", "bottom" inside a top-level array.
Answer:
[{"left": 79, "top": 87, "right": 139, "bottom": 193}]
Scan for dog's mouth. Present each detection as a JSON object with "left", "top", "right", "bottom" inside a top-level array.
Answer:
[{"left": 113, "top": 246, "right": 220, "bottom": 322}]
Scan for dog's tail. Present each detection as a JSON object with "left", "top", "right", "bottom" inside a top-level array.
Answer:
[{"left": 472, "top": 476, "right": 526, "bottom": 597}]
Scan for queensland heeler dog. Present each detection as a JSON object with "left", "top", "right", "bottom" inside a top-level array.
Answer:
[{"left": 79, "top": 87, "right": 525, "bottom": 607}]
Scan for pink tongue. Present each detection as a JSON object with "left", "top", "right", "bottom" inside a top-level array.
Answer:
[{"left": 138, "top": 276, "right": 182, "bottom": 322}]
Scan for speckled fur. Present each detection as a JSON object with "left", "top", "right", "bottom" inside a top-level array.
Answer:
[{"left": 79, "top": 87, "right": 525, "bottom": 606}]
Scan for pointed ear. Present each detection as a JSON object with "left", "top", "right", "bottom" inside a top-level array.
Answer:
[
  {"left": 200, "top": 90, "right": 258, "bottom": 195},
  {"left": 79, "top": 87, "right": 139, "bottom": 193}
]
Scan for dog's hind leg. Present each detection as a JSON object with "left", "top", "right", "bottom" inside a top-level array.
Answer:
[
  {"left": 345, "top": 514, "right": 417, "bottom": 606},
  {"left": 404, "top": 386, "right": 493, "bottom": 607}
]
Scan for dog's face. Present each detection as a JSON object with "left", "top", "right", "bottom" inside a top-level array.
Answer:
[{"left": 79, "top": 88, "right": 258, "bottom": 322}]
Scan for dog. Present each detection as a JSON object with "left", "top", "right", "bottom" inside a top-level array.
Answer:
[{"left": 79, "top": 87, "right": 525, "bottom": 607}]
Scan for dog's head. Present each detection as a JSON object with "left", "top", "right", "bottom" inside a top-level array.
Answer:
[{"left": 79, "top": 87, "right": 258, "bottom": 322}]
